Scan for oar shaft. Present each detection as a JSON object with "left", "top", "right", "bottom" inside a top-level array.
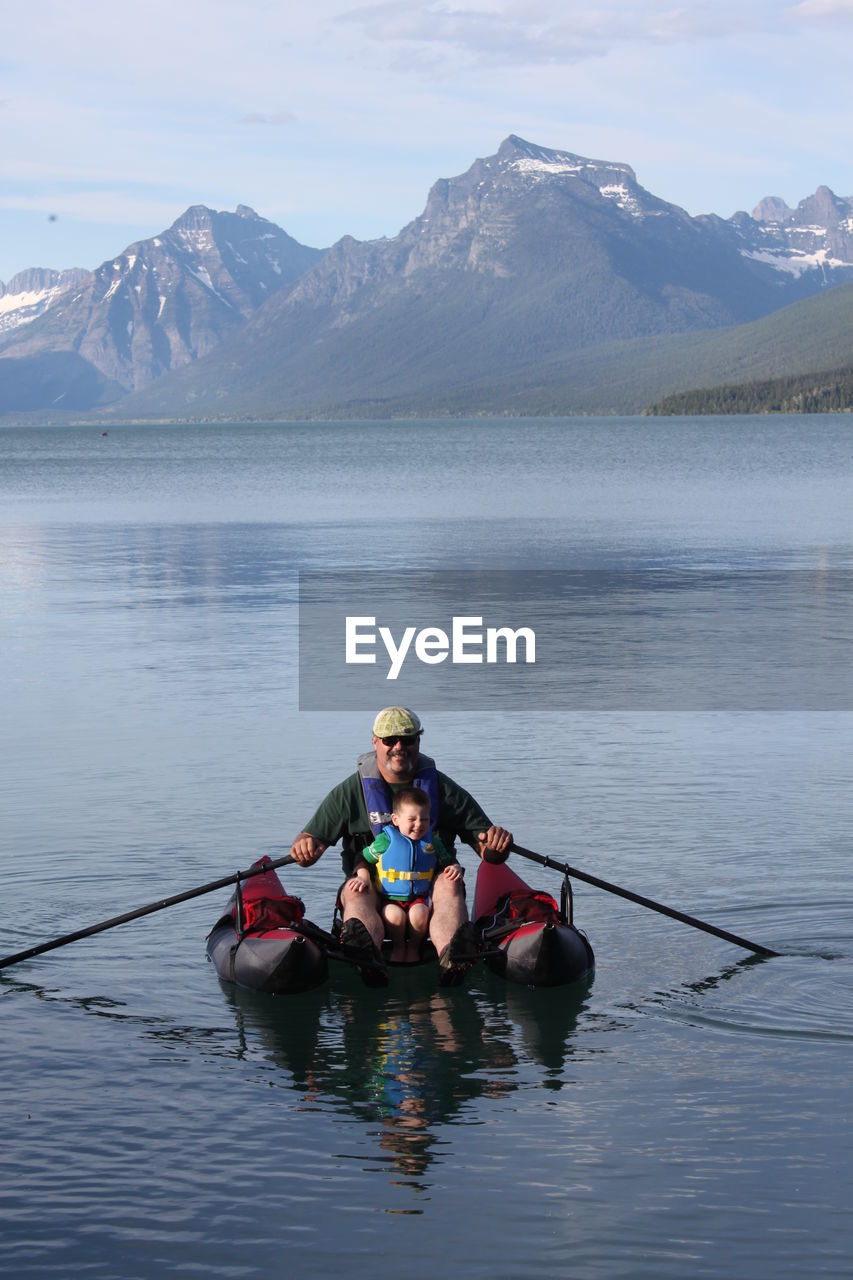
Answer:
[
  {"left": 0, "top": 854, "right": 295, "bottom": 972},
  {"left": 510, "top": 843, "right": 779, "bottom": 958}
]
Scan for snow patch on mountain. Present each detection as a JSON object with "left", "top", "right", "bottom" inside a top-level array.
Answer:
[
  {"left": 506, "top": 141, "right": 647, "bottom": 218},
  {"left": 176, "top": 227, "right": 215, "bottom": 253},
  {"left": 0, "top": 286, "right": 55, "bottom": 316},
  {"left": 193, "top": 265, "right": 215, "bottom": 291},
  {"left": 512, "top": 157, "right": 586, "bottom": 179},
  {"left": 0, "top": 270, "right": 90, "bottom": 337},
  {"left": 598, "top": 182, "right": 645, "bottom": 217},
  {"left": 743, "top": 246, "right": 853, "bottom": 277}
]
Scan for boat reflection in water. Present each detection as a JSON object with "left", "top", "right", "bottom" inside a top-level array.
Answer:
[{"left": 219, "top": 966, "right": 593, "bottom": 1185}]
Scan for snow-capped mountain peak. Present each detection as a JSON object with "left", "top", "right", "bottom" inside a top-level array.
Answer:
[
  {"left": 0, "top": 206, "right": 322, "bottom": 393},
  {"left": 497, "top": 135, "right": 648, "bottom": 216},
  {"left": 734, "top": 185, "right": 853, "bottom": 283},
  {"left": 0, "top": 268, "right": 91, "bottom": 337}
]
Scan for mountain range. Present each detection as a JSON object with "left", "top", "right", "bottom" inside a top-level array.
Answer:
[
  {"left": 0, "top": 206, "right": 322, "bottom": 411},
  {"left": 3, "top": 135, "right": 853, "bottom": 418}
]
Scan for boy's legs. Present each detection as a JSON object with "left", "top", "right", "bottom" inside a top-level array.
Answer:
[
  {"left": 406, "top": 899, "right": 430, "bottom": 962},
  {"left": 382, "top": 900, "right": 407, "bottom": 963},
  {"left": 383, "top": 898, "right": 430, "bottom": 963}
]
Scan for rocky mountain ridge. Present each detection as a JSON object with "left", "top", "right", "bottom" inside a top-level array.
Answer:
[
  {"left": 0, "top": 206, "right": 322, "bottom": 400},
  {"left": 0, "top": 267, "right": 92, "bottom": 337},
  {"left": 3, "top": 135, "right": 853, "bottom": 417},
  {"left": 117, "top": 134, "right": 816, "bottom": 419},
  {"left": 728, "top": 184, "right": 853, "bottom": 284}
]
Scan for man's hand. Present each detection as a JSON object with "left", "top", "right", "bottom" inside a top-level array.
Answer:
[
  {"left": 477, "top": 826, "right": 512, "bottom": 863},
  {"left": 289, "top": 833, "right": 327, "bottom": 866}
]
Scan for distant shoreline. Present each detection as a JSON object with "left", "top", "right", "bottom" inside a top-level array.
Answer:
[{"left": 3, "top": 408, "right": 853, "bottom": 429}]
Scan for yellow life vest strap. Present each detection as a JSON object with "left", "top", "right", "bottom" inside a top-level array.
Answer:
[{"left": 380, "top": 867, "right": 434, "bottom": 884}]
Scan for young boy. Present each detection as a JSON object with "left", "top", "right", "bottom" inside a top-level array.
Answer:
[{"left": 353, "top": 787, "right": 463, "bottom": 963}]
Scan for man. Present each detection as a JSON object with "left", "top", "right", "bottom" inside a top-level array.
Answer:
[{"left": 290, "top": 706, "right": 512, "bottom": 986}]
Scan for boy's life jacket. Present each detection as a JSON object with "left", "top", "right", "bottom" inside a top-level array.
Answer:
[{"left": 372, "top": 823, "right": 437, "bottom": 901}]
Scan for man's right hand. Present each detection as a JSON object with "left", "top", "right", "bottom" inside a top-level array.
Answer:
[
  {"left": 477, "top": 826, "right": 512, "bottom": 863},
  {"left": 289, "top": 833, "right": 327, "bottom": 866}
]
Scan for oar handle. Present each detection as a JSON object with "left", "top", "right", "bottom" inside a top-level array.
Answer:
[
  {"left": 0, "top": 854, "right": 296, "bottom": 972},
  {"left": 510, "top": 843, "right": 779, "bottom": 959}
]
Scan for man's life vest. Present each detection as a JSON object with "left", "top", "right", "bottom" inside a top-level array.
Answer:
[
  {"left": 357, "top": 751, "right": 440, "bottom": 836},
  {"left": 373, "top": 824, "right": 437, "bottom": 901}
]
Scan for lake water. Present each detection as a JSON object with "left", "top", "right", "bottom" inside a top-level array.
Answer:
[{"left": 1, "top": 417, "right": 851, "bottom": 1279}]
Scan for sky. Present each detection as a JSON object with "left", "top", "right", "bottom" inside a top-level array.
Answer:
[{"left": 2, "top": 0, "right": 853, "bottom": 283}]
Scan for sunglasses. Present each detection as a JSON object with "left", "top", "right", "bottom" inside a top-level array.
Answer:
[{"left": 379, "top": 734, "right": 421, "bottom": 747}]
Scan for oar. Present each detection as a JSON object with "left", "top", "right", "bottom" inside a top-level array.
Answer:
[
  {"left": 510, "top": 843, "right": 779, "bottom": 958},
  {"left": 0, "top": 854, "right": 296, "bottom": 972}
]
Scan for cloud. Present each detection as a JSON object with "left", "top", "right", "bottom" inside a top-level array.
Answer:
[
  {"left": 238, "top": 111, "right": 297, "bottom": 126},
  {"left": 337, "top": 0, "right": 785, "bottom": 67},
  {"left": 3, "top": 0, "right": 853, "bottom": 280},
  {"left": 789, "top": 0, "right": 853, "bottom": 20},
  {"left": 339, "top": 2, "right": 606, "bottom": 63}
]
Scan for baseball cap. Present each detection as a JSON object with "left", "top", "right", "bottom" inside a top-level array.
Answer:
[{"left": 373, "top": 706, "right": 422, "bottom": 738}]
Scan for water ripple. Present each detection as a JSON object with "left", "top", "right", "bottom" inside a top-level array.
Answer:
[{"left": 652, "top": 948, "right": 853, "bottom": 1044}]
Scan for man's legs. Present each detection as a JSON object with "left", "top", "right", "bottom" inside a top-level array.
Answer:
[
  {"left": 340, "top": 876, "right": 385, "bottom": 949},
  {"left": 338, "top": 877, "right": 388, "bottom": 986},
  {"left": 428, "top": 872, "right": 467, "bottom": 957}
]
